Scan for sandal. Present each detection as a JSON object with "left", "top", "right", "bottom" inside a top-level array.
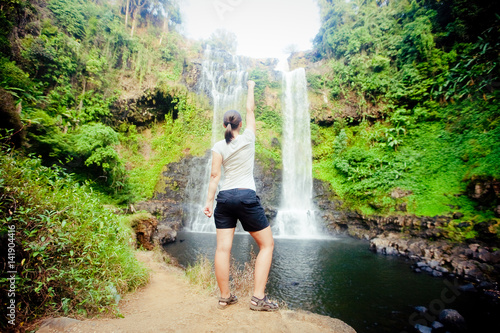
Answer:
[
  {"left": 249, "top": 295, "right": 279, "bottom": 312},
  {"left": 218, "top": 294, "right": 238, "bottom": 309}
]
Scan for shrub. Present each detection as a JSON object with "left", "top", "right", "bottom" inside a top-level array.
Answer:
[{"left": 0, "top": 148, "right": 149, "bottom": 328}]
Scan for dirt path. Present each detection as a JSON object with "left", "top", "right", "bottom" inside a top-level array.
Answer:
[{"left": 36, "top": 251, "right": 356, "bottom": 333}]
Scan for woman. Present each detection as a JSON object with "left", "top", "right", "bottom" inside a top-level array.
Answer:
[{"left": 203, "top": 80, "right": 278, "bottom": 311}]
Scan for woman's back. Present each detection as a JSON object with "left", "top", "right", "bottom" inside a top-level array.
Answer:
[{"left": 212, "top": 129, "right": 256, "bottom": 191}]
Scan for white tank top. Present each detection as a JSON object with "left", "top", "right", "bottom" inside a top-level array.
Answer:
[{"left": 211, "top": 129, "right": 256, "bottom": 191}]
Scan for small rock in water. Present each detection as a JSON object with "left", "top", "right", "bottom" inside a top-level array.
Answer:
[
  {"left": 414, "top": 306, "right": 428, "bottom": 313},
  {"left": 414, "top": 323, "right": 432, "bottom": 333},
  {"left": 432, "top": 270, "right": 443, "bottom": 277},
  {"left": 431, "top": 321, "right": 444, "bottom": 329},
  {"left": 423, "top": 266, "right": 433, "bottom": 273},
  {"left": 439, "top": 309, "right": 467, "bottom": 332},
  {"left": 458, "top": 283, "right": 476, "bottom": 292},
  {"left": 478, "top": 281, "right": 494, "bottom": 290},
  {"left": 291, "top": 282, "right": 299, "bottom": 286},
  {"left": 436, "top": 266, "right": 449, "bottom": 273},
  {"left": 428, "top": 260, "right": 440, "bottom": 268}
]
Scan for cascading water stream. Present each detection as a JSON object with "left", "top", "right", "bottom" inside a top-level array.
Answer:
[
  {"left": 184, "top": 46, "right": 248, "bottom": 232},
  {"left": 273, "top": 68, "right": 323, "bottom": 238}
]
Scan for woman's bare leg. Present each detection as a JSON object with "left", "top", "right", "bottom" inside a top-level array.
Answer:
[
  {"left": 215, "top": 228, "right": 236, "bottom": 301},
  {"left": 249, "top": 226, "right": 274, "bottom": 299}
]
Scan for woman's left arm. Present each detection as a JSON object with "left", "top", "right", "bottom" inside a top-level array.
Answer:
[{"left": 203, "top": 151, "right": 222, "bottom": 217}]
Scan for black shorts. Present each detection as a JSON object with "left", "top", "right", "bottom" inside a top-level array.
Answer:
[{"left": 214, "top": 189, "right": 269, "bottom": 232}]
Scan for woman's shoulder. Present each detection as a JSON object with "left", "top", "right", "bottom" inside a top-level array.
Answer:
[
  {"left": 243, "top": 128, "right": 255, "bottom": 140},
  {"left": 212, "top": 139, "right": 227, "bottom": 153}
]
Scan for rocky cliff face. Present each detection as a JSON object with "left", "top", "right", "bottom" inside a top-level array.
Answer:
[{"left": 314, "top": 178, "right": 500, "bottom": 285}]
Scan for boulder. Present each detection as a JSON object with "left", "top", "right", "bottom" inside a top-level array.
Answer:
[
  {"left": 438, "top": 309, "right": 466, "bottom": 332},
  {"left": 131, "top": 214, "right": 158, "bottom": 251},
  {"left": 155, "top": 225, "right": 177, "bottom": 245}
]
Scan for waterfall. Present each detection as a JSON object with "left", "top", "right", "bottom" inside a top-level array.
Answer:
[
  {"left": 273, "top": 68, "right": 322, "bottom": 238},
  {"left": 184, "top": 46, "right": 248, "bottom": 232}
]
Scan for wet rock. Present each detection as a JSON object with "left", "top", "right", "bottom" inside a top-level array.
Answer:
[
  {"left": 491, "top": 250, "right": 500, "bottom": 264},
  {"left": 432, "top": 270, "right": 443, "bottom": 277},
  {"left": 414, "top": 323, "right": 432, "bottom": 333},
  {"left": 475, "top": 248, "right": 491, "bottom": 262},
  {"left": 414, "top": 306, "right": 427, "bottom": 313},
  {"left": 438, "top": 309, "right": 466, "bottom": 332},
  {"left": 436, "top": 266, "right": 449, "bottom": 273},
  {"left": 431, "top": 321, "right": 444, "bottom": 330},
  {"left": 428, "top": 260, "right": 440, "bottom": 268},
  {"left": 431, "top": 323, "right": 447, "bottom": 333},
  {"left": 155, "top": 225, "right": 177, "bottom": 245},
  {"left": 468, "top": 243, "right": 480, "bottom": 252},
  {"left": 478, "top": 281, "right": 494, "bottom": 290},
  {"left": 458, "top": 283, "right": 476, "bottom": 292},
  {"left": 422, "top": 266, "right": 433, "bottom": 273}
]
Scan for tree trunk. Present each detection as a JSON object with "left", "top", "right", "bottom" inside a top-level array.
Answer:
[
  {"left": 125, "top": 0, "right": 130, "bottom": 27},
  {"left": 159, "top": 13, "right": 169, "bottom": 45},
  {"left": 130, "top": 9, "right": 136, "bottom": 37}
]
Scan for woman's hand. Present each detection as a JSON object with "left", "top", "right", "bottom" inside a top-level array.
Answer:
[
  {"left": 203, "top": 203, "right": 213, "bottom": 218},
  {"left": 247, "top": 80, "right": 255, "bottom": 89}
]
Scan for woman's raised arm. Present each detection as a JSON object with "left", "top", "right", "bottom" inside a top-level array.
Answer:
[{"left": 246, "top": 80, "right": 256, "bottom": 133}]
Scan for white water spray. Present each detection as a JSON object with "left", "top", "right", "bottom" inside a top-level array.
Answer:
[{"left": 273, "top": 68, "right": 323, "bottom": 238}]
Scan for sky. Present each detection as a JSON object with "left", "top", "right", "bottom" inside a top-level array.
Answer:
[{"left": 179, "top": 0, "right": 322, "bottom": 59}]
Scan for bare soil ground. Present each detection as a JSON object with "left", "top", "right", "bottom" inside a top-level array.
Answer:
[{"left": 35, "top": 251, "right": 356, "bottom": 333}]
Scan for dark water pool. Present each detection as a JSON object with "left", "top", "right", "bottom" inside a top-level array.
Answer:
[{"left": 164, "top": 231, "right": 499, "bottom": 333}]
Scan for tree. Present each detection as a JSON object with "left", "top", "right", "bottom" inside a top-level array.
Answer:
[
  {"left": 283, "top": 44, "right": 299, "bottom": 55},
  {"left": 130, "top": 0, "right": 147, "bottom": 37},
  {"left": 207, "top": 29, "right": 237, "bottom": 54}
]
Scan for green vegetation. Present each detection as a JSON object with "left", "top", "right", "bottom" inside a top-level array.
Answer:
[
  {"left": 0, "top": 0, "right": 205, "bottom": 203},
  {"left": 121, "top": 91, "right": 212, "bottom": 200},
  {"left": 0, "top": 0, "right": 208, "bottom": 327},
  {"left": 309, "top": 0, "right": 499, "bottom": 242},
  {"left": 249, "top": 68, "right": 283, "bottom": 170},
  {"left": 0, "top": 147, "right": 149, "bottom": 327}
]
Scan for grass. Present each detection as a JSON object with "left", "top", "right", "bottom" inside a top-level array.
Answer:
[{"left": 184, "top": 249, "right": 258, "bottom": 297}]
